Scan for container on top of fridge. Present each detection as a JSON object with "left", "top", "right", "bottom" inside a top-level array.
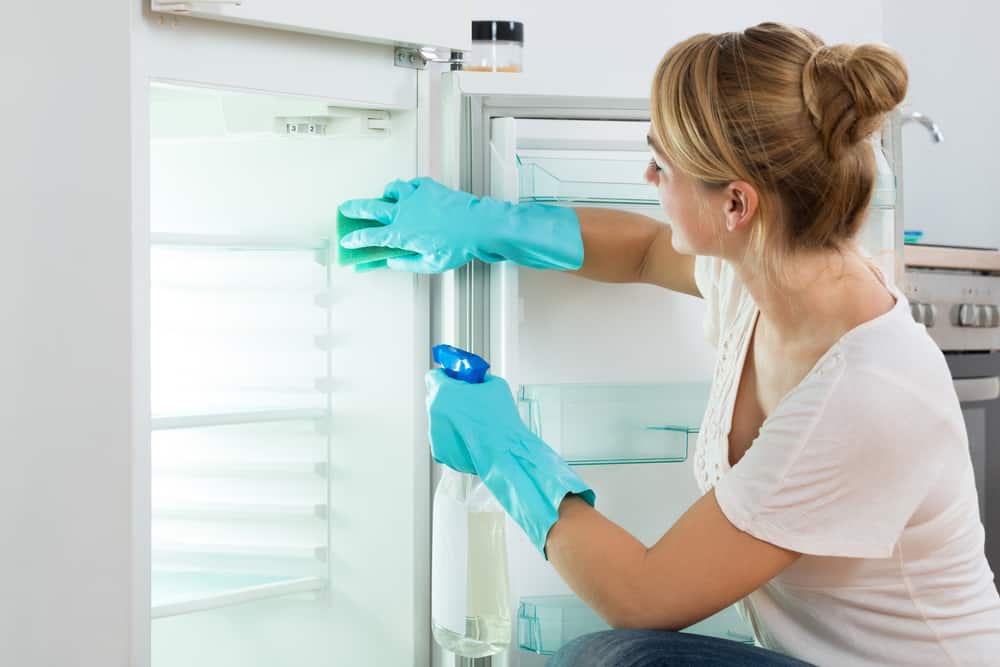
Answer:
[{"left": 464, "top": 20, "right": 524, "bottom": 73}]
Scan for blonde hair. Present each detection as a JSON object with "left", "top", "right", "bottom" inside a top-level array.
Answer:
[{"left": 650, "top": 22, "right": 908, "bottom": 276}]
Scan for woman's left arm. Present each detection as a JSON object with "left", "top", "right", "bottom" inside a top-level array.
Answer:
[{"left": 547, "top": 490, "right": 800, "bottom": 630}]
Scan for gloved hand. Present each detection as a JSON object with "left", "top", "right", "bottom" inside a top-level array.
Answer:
[
  {"left": 338, "top": 177, "right": 584, "bottom": 273},
  {"left": 425, "top": 368, "right": 596, "bottom": 558}
]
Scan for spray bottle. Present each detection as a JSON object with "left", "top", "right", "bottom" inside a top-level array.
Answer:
[{"left": 430, "top": 344, "right": 512, "bottom": 659}]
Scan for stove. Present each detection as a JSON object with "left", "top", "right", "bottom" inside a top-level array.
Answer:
[{"left": 904, "top": 244, "right": 1000, "bottom": 587}]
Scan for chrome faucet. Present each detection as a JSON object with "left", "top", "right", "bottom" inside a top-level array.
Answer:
[{"left": 901, "top": 111, "right": 945, "bottom": 143}]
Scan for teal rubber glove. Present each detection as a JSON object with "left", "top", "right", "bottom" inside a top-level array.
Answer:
[
  {"left": 425, "top": 368, "right": 596, "bottom": 558},
  {"left": 338, "top": 177, "right": 584, "bottom": 273}
]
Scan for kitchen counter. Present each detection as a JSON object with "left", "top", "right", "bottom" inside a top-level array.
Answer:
[{"left": 904, "top": 245, "right": 1000, "bottom": 272}]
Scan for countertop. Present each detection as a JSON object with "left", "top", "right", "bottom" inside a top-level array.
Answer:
[{"left": 904, "top": 244, "right": 1000, "bottom": 272}]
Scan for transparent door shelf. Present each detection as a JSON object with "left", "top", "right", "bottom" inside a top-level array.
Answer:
[
  {"left": 517, "top": 153, "right": 659, "bottom": 206},
  {"left": 517, "top": 595, "right": 755, "bottom": 655},
  {"left": 151, "top": 232, "right": 330, "bottom": 253},
  {"left": 152, "top": 408, "right": 329, "bottom": 431},
  {"left": 518, "top": 382, "right": 710, "bottom": 465},
  {"left": 151, "top": 570, "right": 326, "bottom": 619}
]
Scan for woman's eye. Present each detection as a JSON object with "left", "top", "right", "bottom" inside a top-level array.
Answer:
[{"left": 648, "top": 157, "right": 662, "bottom": 173}]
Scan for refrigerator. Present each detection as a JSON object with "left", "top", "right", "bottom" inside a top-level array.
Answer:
[
  {"left": 8, "top": 5, "right": 902, "bottom": 666},
  {"left": 148, "top": 72, "right": 731, "bottom": 666}
]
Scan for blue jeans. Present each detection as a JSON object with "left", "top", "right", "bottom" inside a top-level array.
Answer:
[{"left": 547, "top": 629, "right": 816, "bottom": 666}]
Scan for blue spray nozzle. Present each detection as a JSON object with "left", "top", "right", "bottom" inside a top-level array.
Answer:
[{"left": 432, "top": 344, "right": 490, "bottom": 384}]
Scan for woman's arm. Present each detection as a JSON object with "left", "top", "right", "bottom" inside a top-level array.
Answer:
[
  {"left": 571, "top": 208, "right": 700, "bottom": 297},
  {"left": 546, "top": 491, "right": 800, "bottom": 631}
]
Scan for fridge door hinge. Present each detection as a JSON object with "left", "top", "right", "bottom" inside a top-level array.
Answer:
[
  {"left": 394, "top": 47, "right": 428, "bottom": 70},
  {"left": 395, "top": 46, "right": 466, "bottom": 70},
  {"left": 152, "top": 0, "right": 242, "bottom": 13}
]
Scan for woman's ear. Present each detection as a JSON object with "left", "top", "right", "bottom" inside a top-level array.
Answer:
[{"left": 722, "top": 181, "right": 759, "bottom": 232}]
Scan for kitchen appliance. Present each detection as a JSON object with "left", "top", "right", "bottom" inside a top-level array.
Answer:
[
  {"left": 141, "top": 61, "right": 910, "bottom": 667},
  {"left": 904, "top": 245, "right": 1000, "bottom": 586}
]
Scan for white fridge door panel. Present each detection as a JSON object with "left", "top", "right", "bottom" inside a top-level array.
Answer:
[
  {"left": 149, "top": 0, "right": 472, "bottom": 52},
  {"left": 139, "top": 8, "right": 416, "bottom": 110}
]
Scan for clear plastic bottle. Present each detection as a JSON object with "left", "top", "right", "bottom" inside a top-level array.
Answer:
[{"left": 431, "top": 468, "right": 512, "bottom": 658}]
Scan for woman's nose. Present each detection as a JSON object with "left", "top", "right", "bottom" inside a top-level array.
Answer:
[{"left": 644, "top": 162, "right": 659, "bottom": 186}]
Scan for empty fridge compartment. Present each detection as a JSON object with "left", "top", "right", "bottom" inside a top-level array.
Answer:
[
  {"left": 517, "top": 150, "right": 658, "bottom": 206},
  {"left": 517, "top": 595, "right": 755, "bottom": 655},
  {"left": 151, "top": 416, "right": 330, "bottom": 616},
  {"left": 518, "top": 382, "right": 709, "bottom": 465},
  {"left": 151, "top": 237, "right": 331, "bottom": 417}
]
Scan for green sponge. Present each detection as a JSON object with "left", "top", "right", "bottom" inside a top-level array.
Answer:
[{"left": 336, "top": 198, "right": 417, "bottom": 271}]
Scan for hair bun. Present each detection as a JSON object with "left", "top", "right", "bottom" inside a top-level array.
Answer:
[{"left": 802, "top": 43, "right": 908, "bottom": 160}]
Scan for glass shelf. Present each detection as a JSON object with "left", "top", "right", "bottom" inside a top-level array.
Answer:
[
  {"left": 152, "top": 502, "right": 327, "bottom": 520},
  {"left": 517, "top": 152, "right": 659, "bottom": 206},
  {"left": 518, "top": 382, "right": 710, "bottom": 466},
  {"left": 152, "top": 408, "right": 329, "bottom": 431},
  {"left": 150, "top": 232, "right": 330, "bottom": 254},
  {"left": 517, "top": 595, "right": 755, "bottom": 655},
  {"left": 151, "top": 570, "right": 325, "bottom": 619}
]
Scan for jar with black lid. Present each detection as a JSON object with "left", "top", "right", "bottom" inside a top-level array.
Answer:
[{"left": 463, "top": 20, "right": 523, "bottom": 72}]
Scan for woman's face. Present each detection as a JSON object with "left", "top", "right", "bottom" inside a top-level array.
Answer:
[{"left": 644, "top": 133, "right": 726, "bottom": 257}]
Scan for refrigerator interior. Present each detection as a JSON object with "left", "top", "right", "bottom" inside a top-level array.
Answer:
[
  {"left": 471, "top": 113, "right": 725, "bottom": 664},
  {"left": 148, "top": 81, "right": 421, "bottom": 665}
]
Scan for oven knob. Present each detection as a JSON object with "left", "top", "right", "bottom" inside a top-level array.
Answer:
[
  {"left": 974, "top": 304, "right": 993, "bottom": 328},
  {"left": 986, "top": 304, "right": 1000, "bottom": 328},
  {"left": 959, "top": 303, "right": 981, "bottom": 327},
  {"left": 923, "top": 303, "right": 937, "bottom": 328},
  {"left": 910, "top": 302, "right": 936, "bottom": 327}
]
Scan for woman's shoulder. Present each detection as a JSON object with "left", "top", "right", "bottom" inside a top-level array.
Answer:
[{"left": 772, "top": 297, "right": 964, "bottom": 455}]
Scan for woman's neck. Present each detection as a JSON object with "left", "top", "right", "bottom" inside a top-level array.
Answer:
[{"left": 731, "top": 246, "right": 894, "bottom": 347}]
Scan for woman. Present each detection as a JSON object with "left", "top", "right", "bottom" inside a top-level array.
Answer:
[{"left": 339, "top": 22, "right": 1000, "bottom": 666}]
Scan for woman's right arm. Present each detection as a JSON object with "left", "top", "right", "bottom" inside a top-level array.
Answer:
[{"left": 570, "top": 208, "right": 700, "bottom": 297}]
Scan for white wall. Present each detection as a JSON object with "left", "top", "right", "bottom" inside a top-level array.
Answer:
[
  {"left": 883, "top": 0, "right": 1000, "bottom": 249},
  {"left": 0, "top": 4, "right": 136, "bottom": 667},
  {"left": 461, "top": 0, "right": 883, "bottom": 98}
]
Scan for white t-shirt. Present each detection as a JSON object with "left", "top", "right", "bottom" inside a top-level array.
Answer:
[{"left": 693, "top": 255, "right": 1000, "bottom": 666}]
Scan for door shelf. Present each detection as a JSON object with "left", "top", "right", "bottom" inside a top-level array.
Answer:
[
  {"left": 153, "top": 460, "right": 328, "bottom": 478},
  {"left": 153, "top": 542, "right": 327, "bottom": 561},
  {"left": 151, "top": 570, "right": 326, "bottom": 619},
  {"left": 153, "top": 502, "right": 328, "bottom": 520},
  {"left": 151, "top": 232, "right": 330, "bottom": 254},
  {"left": 518, "top": 382, "right": 710, "bottom": 466},
  {"left": 152, "top": 408, "right": 329, "bottom": 431},
  {"left": 517, "top": 595, "right": 755, "bottom": 656},
  {"left": 517, "top": 153, "right": 660, "bottom": 206}
]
